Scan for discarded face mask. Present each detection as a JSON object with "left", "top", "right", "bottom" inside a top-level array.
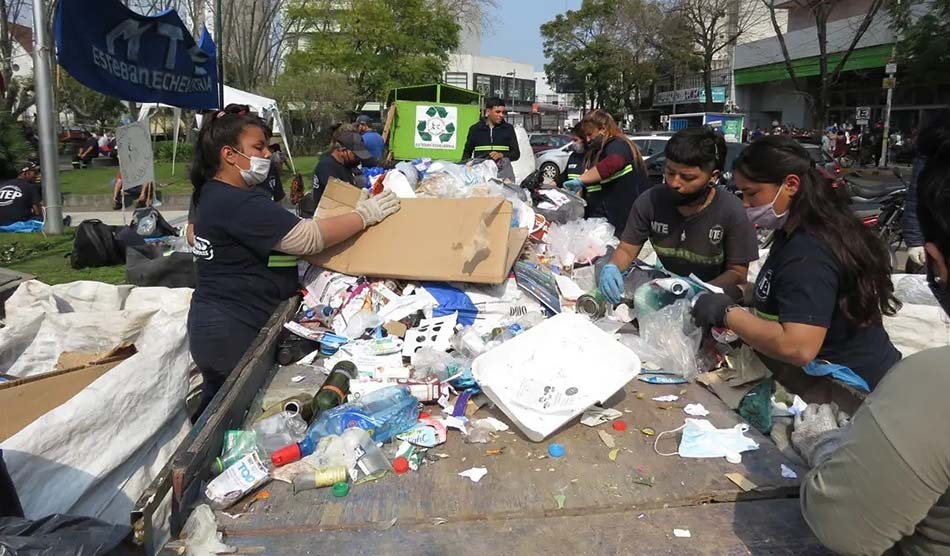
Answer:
[{"left": 654, "top": 418, "right": 759, "bottom": 460}]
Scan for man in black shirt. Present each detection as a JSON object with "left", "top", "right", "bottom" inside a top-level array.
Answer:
[
  {"left": 78, "top": 134, "right": 99, "bottom": 168},
  {"left": 0, "top": 164, "right": 42, "bottom": 226},
  {"left": 599, "top": 127, "right": 758, "bottom": 304},
  {"left": 297, "top": 128, "right": 368, "bottom": 218},
  {"left": 462, "top": 97, "right": 520, "bottom": 163}
]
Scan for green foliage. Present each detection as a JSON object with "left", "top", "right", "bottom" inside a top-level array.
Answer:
[
  {"left": 0, "top": 110, "right": 29, "bottom": 179},
  {"left": 57, "top": 73, "right": 126, "bottom": 129},
  {"left": 284, "top": 0, "right": 461, "bottom": 105},
  {"left": 152, "top": 141, "right": 194, "bottom": 163},
  {"left": 891, "top": 0, "right": 950, "bottom": 82},
  {"left": 0, "top": 229, "right": 126, "bottom": 286}
]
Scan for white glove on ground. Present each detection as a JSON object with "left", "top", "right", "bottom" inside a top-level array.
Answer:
[{"left": 354, "top": 189, "right": 400, "bottom": 228}]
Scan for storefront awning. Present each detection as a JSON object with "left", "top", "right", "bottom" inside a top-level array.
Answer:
[{"left": 735, "top": 44, "right": 892, "bottom": 86}]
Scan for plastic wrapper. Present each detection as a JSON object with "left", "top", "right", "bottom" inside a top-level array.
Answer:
[
  {"left": 395, "top": 161, "right": 420, "bottom": 187},
  {"left": 0, "top": 514, "right": 133, "bottom": 556},
  {"left": 545, "top": 218, "right": 619, "bottom": 266},
  {"left": 894, "top": 274, "right": 939, "bottom": 306},
  {"left": 411, "top": 347, "right": 466, "bottom": 381},
  {"left": 619, "top": 300, "right": 703, "bottom": 381},
  {"left": 180, "top": 504, "right": 234, "bottom": 556},
  {"left": 533, "top": 188, "right": 586, "bottom": 224}
]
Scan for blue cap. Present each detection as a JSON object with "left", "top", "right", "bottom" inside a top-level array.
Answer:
[{"left": 548, "top": 443, "right": 565, "bottom": 458}]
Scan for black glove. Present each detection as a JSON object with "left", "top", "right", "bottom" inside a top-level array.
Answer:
[
  {"left": 691, "top": 292, "right": 735, "bottom": 328},
  {"left": 723, "top": 284, "right": 744, "bottom": 303}
]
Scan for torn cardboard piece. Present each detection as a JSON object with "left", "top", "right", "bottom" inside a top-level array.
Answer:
[
  {"left": 307, "top": 178, "right": 528, "bottom": 284},
  {"left": 0, "top": 345, "right": 137, "bottom": 442}
]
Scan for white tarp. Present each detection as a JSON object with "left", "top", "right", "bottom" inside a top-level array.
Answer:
[
  {"left": 885, "top": 273, "right": 950, "bottom": 356},
  {"left": 0, "top": 280, "right": 193, "bottom": 524}
]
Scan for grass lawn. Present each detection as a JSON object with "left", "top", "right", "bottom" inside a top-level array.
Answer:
[
  {"left": 59, "top": 156, "right": 321, "bottom": 197},
  {"left": 0, "top": 230, "right": 126, "bottom": 285}
]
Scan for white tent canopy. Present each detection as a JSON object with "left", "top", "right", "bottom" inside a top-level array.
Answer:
[{"left": 137, "top": 85, "right": 296, "bottom": 175}]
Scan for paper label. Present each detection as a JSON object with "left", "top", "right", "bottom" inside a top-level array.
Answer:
[{"left": 205, "top": 452, "right": 269, "bottom": 504}]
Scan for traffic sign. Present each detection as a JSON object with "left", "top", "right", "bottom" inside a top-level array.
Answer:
[
  {"left": 857, "top": 119, "right": 869, "bottom": 126},
  {"left": 856, "top": 106, "right": 871, "bottom": 120},
  {"left": 883, "top": 77, "right": 897, "bottom": 89},
  {"left": 885, "top": 63, "right": 897, "bottom": 75},
  {"left": 660, "top": 115, "right": 669, "bottom": 123}
]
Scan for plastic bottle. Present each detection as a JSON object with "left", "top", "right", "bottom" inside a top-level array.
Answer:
[
  {"left": 275, "top": 329, "right": 320, "bottom": 365},
  {"left": 210, "top": 430, "right": 263, "bottom": 475},
  {"left": 516, "top": 311, "right": 546, "bottom": 330},
  {"left": 343, "top": 309, "right": 382, "bottom": 339},
  {"left": 451, "top": 326, "right": 487, "bottom": 358},
  {"left": 341, "top": 427, "right": 391, "bottom": 481},
  {"left": 271, "top": 386, "right": 420, "bottom": 466},
  {"left": 252, "top": 411, "right": 308, "bottom": 455},
  {"left": 292, "top": 466, "right": 348, "bottom": 494},
  {"left": 309, "top": 361, "right": 357, "bottom": 419}
]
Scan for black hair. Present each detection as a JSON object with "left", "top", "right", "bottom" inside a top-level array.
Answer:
[
  {"left": 664, "top": 126, "right": 726, "bottom": 172},
  {"left": 734, "top": 135, "right": 900, "bottom": 325},
  {"left": 917, "top": 111, "right": 950, "bottom": 257},
  {"left": 190, "top": 104, "right": 269, "bottom": 205},
  {"left": 485, "top": 97, "right": 505, "bottom": 110}
]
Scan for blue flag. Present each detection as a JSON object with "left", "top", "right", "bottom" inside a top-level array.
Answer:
[{"left": 55, "top": 0, "right": 218, "bottom": 109}]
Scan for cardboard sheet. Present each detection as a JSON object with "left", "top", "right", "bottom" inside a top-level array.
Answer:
[{"left": 308, "top": 178, "right": 528, "bottom": 284}]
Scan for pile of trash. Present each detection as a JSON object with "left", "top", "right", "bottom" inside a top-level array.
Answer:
[{"left": 199, "top": 160, "right": 759, "bottom": 510}]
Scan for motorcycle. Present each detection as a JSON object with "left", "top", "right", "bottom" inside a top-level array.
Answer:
[{"left": 846, "top": 168, "right": 909, "bottom": 269}]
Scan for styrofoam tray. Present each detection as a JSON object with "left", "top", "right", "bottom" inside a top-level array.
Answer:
[{"left": 472, "top": 312, "right": 641, "bottom": 441}]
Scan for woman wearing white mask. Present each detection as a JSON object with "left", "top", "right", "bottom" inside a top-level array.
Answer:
[
  {"left": 691, "top": 135, "right": 901, "bottom": 391},
  {"left": 187, "top": 104, "right": 400, "bottom": 414}
]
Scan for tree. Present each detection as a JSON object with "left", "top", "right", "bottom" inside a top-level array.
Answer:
[
  {"left": 0, "top": 0, "right": 35, "bottom": 118},
  {"left": 284, "top": 0, "right": 460, "bottom": 107},
  {"left": 540, "top": 0, "right": 663, "bottom": 123},
  {"left": 0, "top": 109, "right": 28, "bottom": 178},
  {"left": 762, "top": 0, "right": 887, "bottom": 128},
  {"left": 660, "top": 0, "right": 767, "bottom": 111},
  {"left": 889, "top": 0, "right": 950, "bottom": 82},
  {"left": 267, "top": 69, "right": 354, "bottom": 150},
  {"left": 57, "top": 73, "right": 125, "bottom": 129}
]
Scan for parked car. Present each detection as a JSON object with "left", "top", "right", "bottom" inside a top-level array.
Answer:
[
  {"left": 646, "top": 142, "right": 748, "bottom": 189},
  {"left": 528, "top": 133, "right": 573, "bottom": 154},
  {"left": 630, "top": 135, "right": 671, "bottom": 159},
  {"left": 800, "top": 142, "right": 843, "bottom": 185},
  {"left": 535, "top": 134, "right": 672, "bottom": 183}
]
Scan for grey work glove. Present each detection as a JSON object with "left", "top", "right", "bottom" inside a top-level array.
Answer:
[
  {"left": 791, "top": 403, "right": 849, "bottom": 468},
  {"left": 354, "top": 189, "right": 400, "bottom": 228}
]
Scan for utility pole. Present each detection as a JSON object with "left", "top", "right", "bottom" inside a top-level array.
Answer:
[
  {"left": 879, "top": 54, "right": 896, "bottom": 168},
  {"left": 215, "top": 0, "right": 224, "bottom": 108},
  {"left": 32, "top": 0, "right": 63, "bottom": 234}
]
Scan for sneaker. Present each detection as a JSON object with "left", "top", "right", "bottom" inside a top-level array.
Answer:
[{"left": 113, "top": 198, "right": 122, "bottom": 210}]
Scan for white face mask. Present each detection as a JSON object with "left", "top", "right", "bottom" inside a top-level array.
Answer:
[
  {"left": 234, "top": 150, "right": 270, "bottom": 186},
  {"left": 654, "top": 418, "right": 759, "bottom": 460}
]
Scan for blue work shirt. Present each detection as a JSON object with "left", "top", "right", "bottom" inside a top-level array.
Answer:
[{"left": 361, "top": 130, "right": 385, "bottom": 160}]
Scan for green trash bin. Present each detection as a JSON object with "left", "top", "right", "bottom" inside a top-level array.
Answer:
[{"left": 387, "top": 83, "right": 483, "bottom": 162}]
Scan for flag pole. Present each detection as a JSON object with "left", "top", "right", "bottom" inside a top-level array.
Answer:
[{"left": 33, "top": 0, "right": 64, "bottom": 234}]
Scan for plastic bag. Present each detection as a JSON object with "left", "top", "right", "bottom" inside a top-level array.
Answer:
[
  {"left": 619, "top": 300, "right": 703, "bottom": 381},
  {"left": 894, "top": 274, "right": 939, "bottom": 306},
  {"left": 545, "top": 218, "right": 619, "bottom": 266},
  {"left": 252, "top": 411, "right": 308, "bottom": 455},
  {"left": 395, "top": 161, "right": 420, "bottom": 187},
  {"left": 533, "top": 188, "right": 586, "bottom": 224},
  {"left": 180, "top": 504, "right": 234, "bottom": 556},
  {"left": 0, "top": 514, "right": 133, "bottom": 556}
]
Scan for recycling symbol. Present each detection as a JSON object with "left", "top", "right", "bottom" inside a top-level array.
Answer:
[{"left": 416, "top": 106, "right": 456, "bottom": 143}]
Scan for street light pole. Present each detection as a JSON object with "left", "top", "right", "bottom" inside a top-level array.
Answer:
[
  {"left": 32, "top": 0, "right": 63, "bottom": 234},
  {"left": 879, "top": 53, "right": 896, "bottom": 168},
  {"left": 215, "top": 0, "right": 224, "bottom": 108}
]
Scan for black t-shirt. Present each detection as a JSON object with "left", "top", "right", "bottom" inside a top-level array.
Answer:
[
  {"left": 261, "top": 162, "right": 285, "bottom": 203},
  {"left": 82, "top": 137, "right": 99, "bottom": 157},
  {"left": 561, "top": 151, "right": 585, "bottom": 183},
  {"left": 589, "top": 139, "right": 653, "bottom": 236},
  {"left": 753, "top": 229, "right": 900, "bottom": 388},
  {"left": 0, "top": 178, "right": 41, "bottom": 226},
  {"left": 191, "top": 180, "right": 300, "bottom": 330},
  {"left": 622, "top": 186, "right": 758, "bottom": 281},
  {"left": 299, "top": 152, "right": 360, "bottom": 218}
]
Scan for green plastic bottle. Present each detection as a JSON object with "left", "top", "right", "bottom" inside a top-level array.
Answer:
[{"left": 309, "top": 361, "right": 357, "bottom": 420}]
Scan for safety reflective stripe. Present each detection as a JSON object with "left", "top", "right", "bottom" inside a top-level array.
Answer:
[
  {"left": 653, "top": 245, "right": 724, "bottom": 266},
  {"left": 585, "top": 184, "right": 603, "bottom": 193},
  {"left": 268, "top": 254, "right": 298, "bottom": 268},
  {"left": 567, "top": 174, "right": 581, "bottom": 179},
  {"left": 754, "top": 308, "right": 781, "bottom": 322},
  {"left": 473, "top": 145, "right": 510, "bottom": 152},
  {"left": 599, "top": 164, "right": 634, "bottom": 184}
]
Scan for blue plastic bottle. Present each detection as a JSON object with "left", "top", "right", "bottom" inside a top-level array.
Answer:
[{"left": 271, "top": 386, "right": 420, "bottom": 466}]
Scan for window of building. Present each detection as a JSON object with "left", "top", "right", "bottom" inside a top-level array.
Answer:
[
  {"left": 474, "top": 74, "right": 491, "bottom": 96},
  {"left": 445, "top": 72, "right": 467, "bottom": 89},
  {"left": 522, "top": 79, "right": 536, "bottom": 102}
]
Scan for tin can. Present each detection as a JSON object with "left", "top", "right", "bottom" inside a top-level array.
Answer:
[{"left": 576, "top": 290, "right": 607, "bottom": 319}]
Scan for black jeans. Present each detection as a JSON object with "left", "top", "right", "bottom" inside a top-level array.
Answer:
[{"left": 188, "top": 303, "right": 261, "bottom": 418}]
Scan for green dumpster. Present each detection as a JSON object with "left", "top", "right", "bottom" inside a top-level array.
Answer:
[{"left": 387, "top": 83, "right": 483, "bottom": 162}]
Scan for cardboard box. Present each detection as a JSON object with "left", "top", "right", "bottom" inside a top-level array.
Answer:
[
  {"left": 306, "top": 178, "right": 528, "bottom": 284},
  {"left": 0, "top": 345, "right": 135, "bottom": 442}
]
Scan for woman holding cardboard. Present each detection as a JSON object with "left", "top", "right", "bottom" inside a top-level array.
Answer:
[{"left": 187, "top": 104, "right": 401, "bottom": 415}]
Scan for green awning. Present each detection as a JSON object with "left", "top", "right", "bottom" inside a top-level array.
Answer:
[{"left": 735, "top": 44, "right": 893, "bottom": 86}]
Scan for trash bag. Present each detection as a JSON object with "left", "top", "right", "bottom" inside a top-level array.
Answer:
[
  {"left": 130, "top": 207, "right": 179, "bottom": 239},
  {"left": 69, "top": 220, "right": 124, "bottom": 269},
  {"left": 0, "top": 450, "right": 23, "bottom": 519},
  {"left": 544, "top": 218, "right": 619, "bottom": 266},
  {"left": 0, "top": 514, "right": 134, "bottom": 556},
  {"left": 125, "top": 245, "right": 196, "bottom": 288},
  {"left": 619, "top": 299, "right": 703, "bottom": 381}
]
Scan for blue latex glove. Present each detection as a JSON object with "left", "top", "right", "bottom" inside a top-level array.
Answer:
[
  {"left": 562, "top": 178, "right": 583, "bottom": 193},
  {"left": 599, "top": 264, "right": 624, "bottom": 304}
]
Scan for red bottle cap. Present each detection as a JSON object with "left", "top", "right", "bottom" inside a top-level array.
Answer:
[
  {"left": 612, "top": 421, "right": 628, "bottom": 432},
  {"left": 419, "top": 411, "right": 431, "bottom": 419},
  {"left": 392, "top": 456, "right": 410, "bottom": 474},
  {"left": 271, "top": 443, "right": 302, "bottom": 467}
]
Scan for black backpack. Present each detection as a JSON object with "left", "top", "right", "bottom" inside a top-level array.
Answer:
[{"left": 70, "top": 219, "right": 123, "bottom": 269}]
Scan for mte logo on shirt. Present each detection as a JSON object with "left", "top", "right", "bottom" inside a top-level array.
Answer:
[
  {"left": 652, "top": 221, "right": 669, "bottom": 235},
  {"left": 0, "top": 185, "right": 24, "bottom": 207},
  {"left": 192, "top": 236, "right": 214, "bottom": 261},
  {"left": 708, "top": 225, "right": 724, "bottom": 246}
]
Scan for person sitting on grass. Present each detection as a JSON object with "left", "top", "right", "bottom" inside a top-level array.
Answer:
[{"left": 0, "top": 164, "right": 42, "bottom": 227}]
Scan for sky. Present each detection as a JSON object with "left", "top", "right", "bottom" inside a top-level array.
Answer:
[{"left": 480, "top": 0, "right": 583, "bottom": 72}]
